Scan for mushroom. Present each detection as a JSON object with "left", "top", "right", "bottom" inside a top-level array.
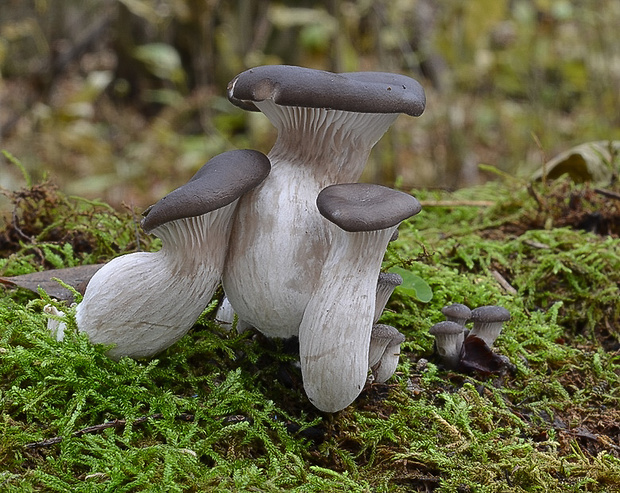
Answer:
[
  {"left": 468, "top": 305, "right": 511, "bottom": 347},
  {"left": 299, "top": 183, "right": 421, "bottom": 412},
  {"left": 74, "top": 150, "right": 270, "bottom": 360},
  {"left": 428, "top": 320, "right": 466, "bottom": 369},
  {"left": 44, "top": 304, "right": 68, "bottom": 341},
  {"left": 223, "top": 65, "right": 426, "bottom": 339},
  {"left": 374, "top": 272, "right": 403, "bottom": 324},
  {"left": 369, "top": 323, "right": 406, "bottom": 383},
  {"left": 214, "top": 296, "right": 251, "bottom": 333},
  {"left": 441, "top": 303, "right": 471, "bottom": 327}
]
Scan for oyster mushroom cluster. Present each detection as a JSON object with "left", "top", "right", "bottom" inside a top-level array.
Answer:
[
  {"left": 429, "top": 304, "right": 512, "bottom": 373},
  {"left": 69, "top": 65, "right": 427, "bottom": 413}
]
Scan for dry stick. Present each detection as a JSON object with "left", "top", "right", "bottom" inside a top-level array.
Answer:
[
  {"left": 594, "top": 188, "right": 620, "bottom": 201},
  {"left": 491, "top": 269, "right": 518, "bottom": 295},
  {"left": 24, "top": 412, "right": 195, "bottom": 449},
  {"left": 12, "top": 208, "right": 46, "bottom": 263},
  {"left": 11, "top": 209, "right": 34, "bottom": 243},
  {"left": 523, "top": 239, "right": 551, "bottom": 250},
  {"left": 419, "top": 200, "right": 495, "bottom": 207}
]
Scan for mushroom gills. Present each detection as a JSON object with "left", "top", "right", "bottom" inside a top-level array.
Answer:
[
  {"left": 429, "top": 320, "right": 466, "bottom": 369},
  {"left": 74, "top": 150, "right": 270, "bottom": 359},
  {"left": 369, "top": 323, "right": 406, "bottom": 383},
  {"left": 223, "top": 66, "right": 426, "bottom": 341},
  {"left": 299, "top": 183, "right": 421, "bottom": 412}
]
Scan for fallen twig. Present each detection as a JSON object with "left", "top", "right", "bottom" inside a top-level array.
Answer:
[
  {"left": 491, "top": 269, "right": 518, "bottom": 295},
  {"left": 594, "top": 188, "right": 620, "bottom": 201},
  {"left": 24, "top": 412, "right": 194, "bottom": 449},
  {"left": 419, "top": 200, "right": 495, "bottom": 207},
  {"left": 523, "top": 239, "right": 551, "bottom": 249}
]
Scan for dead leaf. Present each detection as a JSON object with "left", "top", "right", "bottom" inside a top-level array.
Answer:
[
  {"left": 0, "top": 264, "right": 104, "bottom": 301},
  {"left": 531, "top": 141, "right": 620, "bottom": 183},
  {"left": 459, "top": 334, "right": 510, "bottom": 375}
]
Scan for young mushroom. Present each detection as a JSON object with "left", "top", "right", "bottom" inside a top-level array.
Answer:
[
  {"left": 468, "top": 305, "right": 511, "bottom": 347},
  {"left": 429, "top": 320, "right": 466, "bottom": 369},
  {"left": 74, "top": 150, "right": 270, "bottom": 360},
  {"left": 441, "top": 303, "right": 471, "bottom": 327},
  {"left": 215, "top": 296, "right": 251, "bottom": 334},
  {"left": 299, "top": 183, "right": 421, "bottom": 412},
  {"left": 223, "top": 65, "right": 426, "bottom": 339},
  {"left": 374, "top": 272, "right": 403, "bottom": 324},
  {"left": 369, "top": 324, "right": 406, "bottom": 383}
]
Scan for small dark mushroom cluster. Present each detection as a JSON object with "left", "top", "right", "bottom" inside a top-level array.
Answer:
[
  {"left": 429, "top": 304, "right": 511, "bottom": 373},
  {"left": 69, "top": 65, "right": 427, "bottom": 413}
]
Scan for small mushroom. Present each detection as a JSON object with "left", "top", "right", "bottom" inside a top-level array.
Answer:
[
  {"left": 468, "top": 305, "right": 511, "bottom": 347},
  {"left": 44, "top": 304, "right": 68, "bottom": 341},
  {"left": 441, "top": 303, "right": 471, "bottom": 327},
  {"left": 223, "top": 65, "right": 426, "bottom": 339},
  {"left": 374, "top": 272, "right": 403, "bottom": 324},
  {"left": 429, "top": 320, "right": 466, "bottom": 369},
  {"left": 214, "top": 296, "right": 251, "bottom": 334},
  {"left": 369, "top": 323, "right": 406, "bottom": 383},
  {"left": 74, "top": 150, "right": 270, "bottom": 360},
  {"left": 299, "top": 183, "right": 421, "bottom": 412}
]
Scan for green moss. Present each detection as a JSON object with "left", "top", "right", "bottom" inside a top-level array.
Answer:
[{"left": 2, "top": 178, "right": 620, "bottom": 491}]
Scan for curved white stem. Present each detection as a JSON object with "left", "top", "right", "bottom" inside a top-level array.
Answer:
[
  {"left": 372, "top": 342, "right": 403, "bottom": 383},
  {"left": 298, "top": 226, "right": 396, "bottom": 412},
  {"left": 75, "top": 204, "right": 236, "bottom": 360},
  {"left": 373, "top": 272, "right": 403, "bottom": 324},
  {"left": 223, "top": 103, "right": 397, "bottom": 338}
]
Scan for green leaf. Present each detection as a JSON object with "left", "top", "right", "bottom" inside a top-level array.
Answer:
[{"left": 389, "top": 266, "right": 433, "bottom": 303}]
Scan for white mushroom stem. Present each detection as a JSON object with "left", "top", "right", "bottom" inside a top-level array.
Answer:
[
  {"left": 75, "top": 207, "right": 236, "bottom": 360},
  {"left": 259, "top": 103, "right": 398, "bottom": 179},
  {"left": 429, "top": 321, "right": 466, "bottom": 369},
  {"left": 299, "top": 225, "right": 396, "bottom": 413},
  {"left": 215, "top": 296, "right": 251, "bottom": 334},
  {"left": 223, "top": 104, "right": 398, "bottom": 339},
  {"left": 468, "top": 321, "right": 504, "bottom": 347},
  {"left": 373, "top": 272, "right": 403, "bottom": 324},
  {"left": 468, "top": 305, "right": 511, "bottom": 347},
  {"left": 45, "top": 304, "right": 67, "bottom": 341},
  {"left": 368, "top": 324, "right": 406, "bottom": 383}
]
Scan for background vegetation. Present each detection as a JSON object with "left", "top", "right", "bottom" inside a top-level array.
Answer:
[{"left": 1, "top": 0, "right": 620, "bottom": 211}]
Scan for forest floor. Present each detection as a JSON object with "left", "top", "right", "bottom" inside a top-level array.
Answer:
[{"left": 1, "top": 169, "right": 620, "bottom": 492}]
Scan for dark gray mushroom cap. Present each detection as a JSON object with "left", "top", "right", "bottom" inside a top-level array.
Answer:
[
  {"left": 371, "top": 324, "right": 406, "bottom": 345},
  {"left": 317, "top": 183, "right": 422, "bottom": 232},
  {"left": 470, "top": 305, "right": 511, "bottom": 323},
  {"left": 378, "top": 272, "right": 403, "bottom": 288},
  {"left": 141, "top": 149, "right": 270, "bottom": 233},
  {"left": 228, "top": 65, "right": 426, "bottom": 117},
  {"left": 429, "top": 320, "right": 465, "bottom": 336},
  {"left": 441, "top": 303, "right": 472, "bottom": 321}
]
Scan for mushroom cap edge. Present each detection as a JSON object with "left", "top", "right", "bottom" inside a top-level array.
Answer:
[
  {"left": 316, "top": 183, "right": 422, "bottom": 232},
  {"left": 141, "top": 149, "right": 270, "bottom": 233},
  {"left": 227, "top": 65, "right": 426, "bottom": 117}
]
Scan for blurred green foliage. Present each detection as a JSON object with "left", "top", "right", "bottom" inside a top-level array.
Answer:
[{"left": 1, "top": 0, "right": 619, "bottom": 212}]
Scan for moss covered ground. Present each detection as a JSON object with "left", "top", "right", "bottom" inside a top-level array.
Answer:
[{"left": 1, "top": 170, "right": 620, "bottom": 492}]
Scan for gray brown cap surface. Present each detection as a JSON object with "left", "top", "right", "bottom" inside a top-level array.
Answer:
[
  {"left": 429, "top": 320, "right": 466, "bottom": 336},
  {"left": 377, "top": 272, "right": 404, "bottom": 290},
  {"left": 470, "top": 305, "right": 511, "bottom": 323},
  {"left": 441, "top": 303, "right": 472, "bottom": 324},
  {"left": 141, "top": 149, "right": 270, "bottom": 233},
  {"left": 228, "top": 65, "right": 426, "bottom": 116},
  {"left": 317, "top": 183, "right": 422, "bottom": 232},
  {"left": 371, "top": 323, "right": 406, "bottom": 345}
]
